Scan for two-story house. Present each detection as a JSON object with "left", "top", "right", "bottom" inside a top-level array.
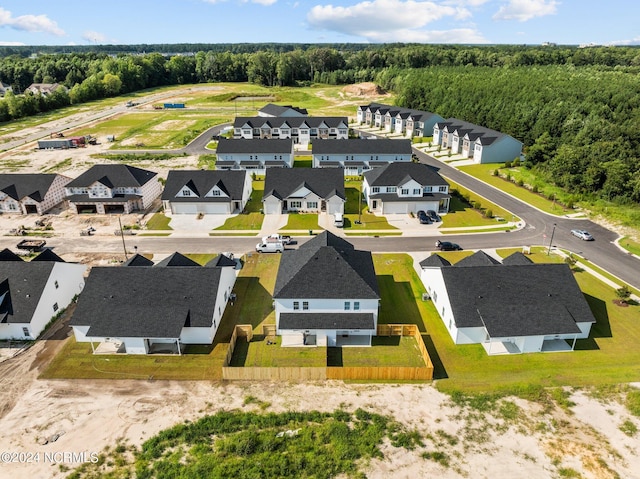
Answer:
[
  {"left": 258, "top": 103, "right": 308, "bottom": 117},
  {"left": 162, "top": 170, "right": 252, "bottom": 214},
  {"left": 357, "top": 103, "right": 443, "bottom": 138},
  {"left": 215, "top": 138, "right": 294, "bottom": 173},
  {"left": 312, "top": 139, "right": 413, "bottom": 175},
  {"left": 233, "top": 117, "right": 349, "bottom": 148},
  {"left": 0, "top": 173, "right": 71, "bottom": 215},
  {"left": 64, "top": 164, "right": 162, "bottom": 214},
  {"left": 362, "top": 162, "right": 450, "bottom": 214},
  {"left": 262, "top": 167, "right": 345, "bottom": 215},
  {"left": 273, "top": 231, "right": 380, "bottom": 347}
]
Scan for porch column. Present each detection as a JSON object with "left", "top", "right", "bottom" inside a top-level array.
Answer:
[
  {"left": 90, "top": 340, "right": 95, "bottom": 354},
  {"left": 176, "top": 340, "right": 182, "bottom": 356},
  {"left": 571, "top": 335, "right": 577, "bottom": 351}
]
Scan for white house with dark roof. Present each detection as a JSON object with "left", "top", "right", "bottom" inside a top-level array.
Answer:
[
  {"left": 25, "top": 83, "right": 67, "bottom": 96},
  {"left": 262, "top": 167, "right": 345, "bottom": 215},
  {"left": 357, "top": 103, "right": 443, "bottom": 138},
  {"left": 69, "top": 254, "right": 237, "bottom": 354},
  {"left": 363, "top": 162, "right": 450, "bottom": 214},
  {"left": 162, "top": 170, "right": 251, "bottom": 214},
  {"left": 215, "top": 138, "right": 294, "bottom": 173},
  {"left": 0, "top": 173, "right": 71, "bottom": 214},
  {"left": 232, "top": 116, "right": 348, "bottom": 147},
  {"left": 433, "top": 118, "right": 523, "bottom": 164},
  {"left": 273, "top": 231, "right": 380, "bottom": 347},
  {"left": 65, "top": 164, "right": 161, "bottom": 214},
  {"left": 0, "top": 252, "right": 86, "bottom": 340},
  {"left": 419, "top": 251, "right": 596, "bottom": 355},
  {"left": 312, "top": 139, "right": 412, "bottom": 175},
  {"left": 258, "top": 104, "right": 308, "bottom": 117}
]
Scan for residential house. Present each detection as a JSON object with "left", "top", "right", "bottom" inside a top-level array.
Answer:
[
  {"left": 262, "top": 167, "right": 345, "bottom": 215},
  {"left": 0, "top": 82, "right": 12, "bottom": 96},
  {"left": 25, "top": 83, "right": 67, "bottom": 96},
  {"left": 0, "top": 173, "right": 71, "bottom": 214},
  {"left": 273, "top": 231, "right": 380, "bottom": 347},
  {"left": 357, "top": 103, "right": 443, "bottom": 138},
  {"left": 64, "top": 164, "right": 162, "bottom": 214},
  {"left": 433, "top": 118, "right": 523, "bottom": 164},
  {"left": 233, "top": 116, "right": 349, "bottom": 147},
  {"left": 162, "top": 170, "right": 252, "bottom": 214},
  {"left": 215, "top": 138, "right": 294, "bottom": 173},
  {"left": 258, "top": 103, "right": 308, "bottom": 117},
  {"left": 363, "top": 162, "right": 450, "bottom": 214},
  {"left": 69, "top": 254, "right": 237, "bottom": 354},
  {"left": 312, "top": 139, "right": 413, "bottom": 175},
  {"left": 419, "top": 251, "right": 596, "bottom": 355},
  {"left": 0, "top": 251, "right": 87, "bottom": 340}
]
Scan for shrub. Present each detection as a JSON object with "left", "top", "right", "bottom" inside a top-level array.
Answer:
[
  {"left": 513, "top": 158, "right": 521, "bottom": 167},
  {"left": 517, "top": 179, "right": 524, "bottom": 187},
  {"left": 504, "top": 160, "right": 512, "bottom": 168},
  {"left": 484, "top": 209, "right": 493, "bottom": 218},
  {"left": 493, "top": 169, "right": 499, "bottom": 176},
  {"left": 532, "top": 185, "right": 539, "bottom": 193},
  {"left": 473, "top": 201, "right": 482, "bottom": 210},
  {"left": 506, "top": 174, "right": 512, "bottom": 182}
]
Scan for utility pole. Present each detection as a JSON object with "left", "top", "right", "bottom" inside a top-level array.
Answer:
[
  {"left": 356, "top": 182, "right": 362, "bottom": 225},
  {"left": 118, "top": 216, "right": 128, "bottom": 261},
  {"left": 547, "top": 223, "right": 557, "bottom": 256}
]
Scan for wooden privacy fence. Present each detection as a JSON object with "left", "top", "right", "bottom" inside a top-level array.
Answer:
[{"left": 221, "top": 324, "right": 434, "bottom": 381}]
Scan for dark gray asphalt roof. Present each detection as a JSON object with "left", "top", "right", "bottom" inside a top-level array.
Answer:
[
  {"left": 435, "top": 118, "right": 517, "bottom": 147},
  {"left": 1, "top": 262, "right": 55, "bottom": 324},
  {"left": 0, "top": 174, "right": 63, "bottom": 202},
  {"left": 70, "top": 266, "right": 223, "bottom": 338},
  {"left": 205, "top": 254, "right": 237, "bottom": 268},
  {"left": 502, "top": 252, "right": 534, "bottom": 266},
  {"left": 67, "top": 194, "right": 141, "bottom": 203},
  {"left": 279, "top": 313, "right": 375, "bottom": 330},
  {"left": 31, "top": 249, "right": 65, "bottom": 263},
  {"left": 66, "top": 165, "right": 157, "bottom": 188},
  {"left": 369, "top": 192, "right": 450, "bottom": 202},
  {"left": 312, "top": 139, "right": 412, "bottom": 155},
  {"left": 122, "top": 254, "right": 154, "bottom": 267},
  {"left": 258, "top": 104, "right": 308, "bottom": 116},
  {"left": 0, "top": 248, "right": 23, "bottom": 261},
  {"left": 162, "top": 170, "right": 248, "bottom": 202},
  {"left": 216, "top": 138, "right": 293, "bottom": 154},
  {"left": 263, "top": 168, "right": 345, "bottom": 201},
  {"left": 155, "top": 252, "right": 201, "bottom": 267},
  {"left": 419, "top": 254, "right": 451, "bottom": 268},
  {"left": 440, "top": 263, "right": 596, "bottom": 335},
  {"left": 274, "top": 231, "right": 379, "bottom": 300},
  {"left": 233, "top": 116, "right": 348, "bottom": 129},
  {"left": 364, "top": 162, "right": 449, "bottom": 187},
  {"left": 454, "top": 251, "right": 500, "bottom": 267}
]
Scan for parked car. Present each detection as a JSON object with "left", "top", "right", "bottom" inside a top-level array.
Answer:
[
  {"left": 417, "top": 210, "right": 432, "bottom": 224},
  {"left": 426, "top": 210, "right": 441, "bottom": 222},
  {"left": 263, "top": 233, "right": 293, "bottom": 245},
  {"left": 256, "top": 241, "right": 284, "bottom": 253},
  {"left": 435, "top": 240, "right": 462, "bottom": 251},
  {"left": 571, "top": 229, "right": 594, "bottom": 241},
  {"left": 333, "top": 213, "right": 344, "bottom": 228}
]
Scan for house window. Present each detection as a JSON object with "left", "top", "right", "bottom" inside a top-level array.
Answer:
[
  {"left": 387, "top": 187, "right": 396, "bottom": 193},
  {"left": 307, "top": 201, "right": 318, "bottom": 209},
  {"left": 354, "top": 302, "right": 360, "bottom": 311},
  {"left": 53, "top": 302, "right": 59, "bottom": 312},
  {"left": 182, "top": 189, "right": 191, "bottom": 196},
  {"left": 344, "top": 301, "right": 350, "bottom": 310},
  {"left": 54, "top": 280, "right": 59, "bottom": 289},
  {"left": 289, "top": 201, "right": 302, "bottom": 209},
  {"left": 439, "top": 186, "right": 447, "bottom": 192},
  {"left": 371, "top": 187, "right": 380, "bottom": 193},
  {"left": 401, "top": 189, "right": 409, "bottom": 195},
  {"left": 293, "top": 301, "right": 300, "bottom": 310},
  {"left": 433, "top": 291, "right": 438, "bottom": 302},
  {"left": 424, "top": 186, "right": 432, "bottom": 192},
  {"left": 22, "top": 327, "right": 29, "bottom": 337},
  {"left": 303, "top": 301, "right": 309, "bottom": 310},
  {"left": 224, "top": 291, "right": 228, "bottom": 302},
  {"left": 449, "top": 320, "right": 452, "bottom": 329},
  {"left": 413, "top": 189, "right": 421, "bottom": 195},
  {"left": 211, "top": 190, "right": 221, "bottom": 196}
]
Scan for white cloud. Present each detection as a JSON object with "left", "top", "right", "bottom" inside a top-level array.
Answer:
[
  {"left": 0, "top": 8, "right": 65, "bottom": 36},
  {"left": 445, "top": 0, "right": 489, "bottom": 6},
  {"left": 82, "top": 30, "right": 108, "bottom": 44},
  {"left": 203, "top": 0, "right": 277, "bottom": 4},
  {"left": 0, "top": 41, "right": 25, "bottom": 46},
  {"left": 607, "top": 37, "right": 640, "bottom": 46},
  {"left": 493, "top": 0, "right": 558, "bottom": 22}
]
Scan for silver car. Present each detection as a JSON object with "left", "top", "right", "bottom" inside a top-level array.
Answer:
[{"left": 571, "top": 229, "right": 594, "bottom": 241}]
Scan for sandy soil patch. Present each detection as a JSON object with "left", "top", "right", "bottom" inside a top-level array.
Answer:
[
  {"left": 150, "top": 119, "right": 197, "bottom": 131},
  {"left": 342, "top": 82, "right": 388, "bottom": 97}
]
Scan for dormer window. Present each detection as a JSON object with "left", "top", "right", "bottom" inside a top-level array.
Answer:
[
  {"left": 182, "top": 189, "right": 191, "bottom": 196},
  {"left": 211, "top": 190, "right": 221, "bottom": 196}
]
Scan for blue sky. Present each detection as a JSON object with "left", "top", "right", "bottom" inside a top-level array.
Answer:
[{"left": 0, "top": 0, "right": 638, "bottom": 46}]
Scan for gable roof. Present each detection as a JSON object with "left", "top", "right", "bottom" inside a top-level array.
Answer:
[
  {"left": 65, "top": 165, "right": 157, "bottom": 188},
  {"left": 233, "top": 116, "right": 347, "bottom": 129},
  {"left": 263, "top": 168, "right": 345, "bottom": 201},
  {"left": 364, "top": 162, "right": 448, "bottom": 187},
  {"left": 419, "top": 254, "right": 451, "bottom": 268},
  {"left": 154, "top": 252, "right": 200, "bottom": 267},
  {"left": 454, "top": 251, "right": 500, "bottom": 267},
  {"left": 205, "top": 254, "right": 237, "bottom": 268},
  {"left": 0, "top": 174, "right": 63, "bottom": 202},
  {"left": 274, "top": 231, "right": 379, "bottom": 300},
  {"left": 0, "top": 262, "right": 55, "bottom": 324},
  {"left": 312, "top": 139, "right": 412, "bottom": 155},
  {"left": 435, "top": 118, "right": 520, "bottom": 147},
  {"left": 215, "top": 138, "right": 293, "bottom": 155},
  {"left": 502, "top": 252, "right": 534, "bottom": 266},
  {"left": 31, "top": 249, "right": 65, "bottom": 263},
  {"left": 69, "top": 266, "right": 224, "bottom": 337},
  {"left": 0, "top": 248, "right": 23, "bottom": 262},
  {"left": 122, "top": 254, "right": 154, "bottom": 267},
  {"left": 258, "top": 104, "right": 308, "bottom": 117},
  {"left": 162, "top": 170, "right": 248, "bottom": 202}
]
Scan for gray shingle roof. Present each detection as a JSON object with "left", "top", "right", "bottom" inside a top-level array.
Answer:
[
  {"left": 312, "top": 139, "right": 412, "bottom": 155},
  {"left": 66, "top": 165, "right": 157, "bottom": 188},
  {"left": 274, "top": 231, "right": 379, "bottom": 299},
  {"left": 1, "top": 262, "right": 55, "bottom": 324},
  {"left": 279, "top": 313, "right": 375, "bottom": 330},
  {"left": 502, "top": 252, "right": 534, "bottom": 265},
  {"left": 70, "top": 266, "right": 223, "bottom": 338},
  {"left": 216, "top": 138, "right": 293, "bottom": 154},
  {"left": 122, "top": 254, "right": 154, "bottom": 267},
  {"left": 0, "top": 248, "right": 23, "bottom": 262},
  {"left": 263, "top": 168, "right": 345, "bottom": 201},
  {"left": 233, "top": 116, "right": 347, "bottom": 129},
  {"left": 0, "top": 174, "right": 63, "bottom": 202},
  {"left": 258, "top": 104, "right": 308, "bottom": 116},
  {"left": 31, "top": 249, "right": 65, "bottom": 263},
  {"left": 435, "top": 118, "right": 516, "bottom": 147},
  {"left": 454, "top": 251, "right": 500, "bottom": 267},
  {"left": 364, "top": 162, "right": 449, "bottom": 187},
  {"left": 155, "top": 252, "right": 200, "bottom": 267},
  {"left": 419, "top": 254, "right": 451, "bottom": 268},
  {"left": 162, "top": 170, "right": 248, "bottom": 202}
]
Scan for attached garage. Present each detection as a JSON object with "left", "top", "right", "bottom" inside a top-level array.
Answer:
[
  {"left": 170, "top": 202, "right": 230, "bottom": 214},
  {"left": 381, "top": 200, "right": 441, "bottom": 215},
  {"left": 104, "top": 204, "right": 126, "bottom": 214},
  {"left": 76, "top": 204, "right": 97, "bottom": 214}
]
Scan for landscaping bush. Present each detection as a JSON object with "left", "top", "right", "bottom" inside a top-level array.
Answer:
[
  {"left": 493, "top": 169, "right": 499, "bottom": 176},
  {"left": 484, "top": 209, "right": 493, "bottom": 218},
  {"left": 513, "top": 158, "right": 521, "bottom": 167},
  {"left": 473, "top": 201, "right": 482, "bottom": 210},
  {"left": 517, "top": 179, "right": 524, "bottom": 187},
  {"left": 504, "top": 160, "right": 512, "bottom": 168}
]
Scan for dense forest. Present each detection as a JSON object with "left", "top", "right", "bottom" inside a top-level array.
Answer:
[{"left": 0, "top": 44, "right": 639, "bottom": 203}]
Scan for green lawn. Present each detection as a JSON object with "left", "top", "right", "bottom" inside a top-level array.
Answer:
[
  {"left": 620, "top": 236, "right": 640, "bottom": 256},
  {"left": 185, "top": 254, "right": 219, "bottom": 266},
  {"left": 230, "top": 335, "right": 326, "bottom": 367},
  {"left": 330, "top": 336, "right": 426, "bottom": 367},
  {"left": 442, "top": 180, "right": 515, "bottom": 228},
  {"left": 344, "top": 184, "right": 397, "bottom": 230},
  {"left": 280, "top": 213, "right": 320, "bottom": 231},
  {"left": 294, "top": 156, "right": 313, "bottom": 168},
  {"left": 214, "top": 181, "right": 265, "bottom": 230},
  {"left": 441, "top": 226, "right": 516, "bottom": 234},
  {"left": 145, "top": 213, "right": 172, "bottom": 230}
]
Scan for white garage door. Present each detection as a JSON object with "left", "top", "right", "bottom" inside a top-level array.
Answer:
[
  {"left": 171, "top": 203, "right": 198, "bottom": 214},
  {"left": 198, "top": 203, "right": 229, "bottom": 214},
  {"left": 382, "top": 202, "right": 409, "bottom": 214},
  {"left": 264, "top": 201, "right": 281, "bottom": 215}
]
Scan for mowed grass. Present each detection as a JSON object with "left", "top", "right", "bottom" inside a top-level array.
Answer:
[
  {"left": 280, "top": 213, "right": 320, "bottom": 231},
  {"left": 230, "top": 335, "right": 327, "bottom": 367},
  {"left": 214, "top": 180, "right": 264, "bottom": 230},
  {"left": 331, "top": 336, "right": 426, "bottom": 367},
  {"left": 344, "top": 183, "right": 397, "bottom": 230},
  {"left": 620, "top": 236, "right": 640, "bottom": 256},
  {"left": 145, "top": 212, "right": 173, "bottom": 230},
  {"left": 442, "top": 180, "right": 515, "bottom": 228}
]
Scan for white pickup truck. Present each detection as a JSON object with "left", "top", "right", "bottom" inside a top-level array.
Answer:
[{"left": 262, "top": 233, "right": 293, "bottom": 245}]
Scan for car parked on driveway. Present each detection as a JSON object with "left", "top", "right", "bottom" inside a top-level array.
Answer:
[
  {"left": 426, "top": 210, "right": 441, "bottom": 222},
  {"left": 417, "top": 210, "right": 432, "bottom": 224},
  {"left": 571, "top": 229, "right": 594, "bottom": 241},
  {"left": 435, "top": 240, "right": 462, "bottom": 251}
]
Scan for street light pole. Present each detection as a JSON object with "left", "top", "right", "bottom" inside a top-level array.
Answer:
[{"left": 547, "top": 223, "right": 557, "bottom": 256}]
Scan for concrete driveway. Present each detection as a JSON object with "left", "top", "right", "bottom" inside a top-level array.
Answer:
[
  {"left": 167, "top": 214, "right": 231, "bottom": 235},
  {"left": 380, "top": 213, "right": 441, "bottom": 236}
]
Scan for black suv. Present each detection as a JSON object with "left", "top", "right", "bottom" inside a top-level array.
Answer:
[
  {"left": 417, "top": 210, "right": 432, "bottom": 224},
  {"left": 435, "top": 240, "right": 462, "bottom": 251}
]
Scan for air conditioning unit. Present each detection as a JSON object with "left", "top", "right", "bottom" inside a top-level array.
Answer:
[{"left": 422, "top": 293, "right": 431, "bottom": 301}]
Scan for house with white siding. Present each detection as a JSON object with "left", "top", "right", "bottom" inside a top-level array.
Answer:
[
  {"left": 262, "top": 167, "right": 345, "bottom": 215},
  {"left": 419, "top": 251, "right": 596, "bottom": 355},
  {"left": 69, "top": 254, "right": 237, "bottom": 354},
  {"left": 0, "top": 173, "right": 71, "bottom": 214},
  {"left": 433, "top": 118, "right": 523, "bottom": 164},
  {"left": 357, "top": 103, "right": 443, "bottom": 138},
  {"left": 0, "top": 251, "right": 86, "bottom": 340},
  {"left": 363, "top": 162, "right": 450, "bottom": 214},
  {"left": 162, "top": 170, "right": 252, "bottom": 214},
  {"left": 65, "top": 164, "right": 161, "bottom": 214},
  {"left": 215, "top": 138, "right": 294, "bottom": 173},
  {"left": 312, "top": 139, "right": 412, "bottom": 175},
  {"left": 232, "top": 116, "right": 348, "bottom": 147},
  {"left": 273, "top": 231, "right": 380, "bottom": 347}
]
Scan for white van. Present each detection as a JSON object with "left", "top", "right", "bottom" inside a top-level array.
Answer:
[
  {"left": 333, "top": 213, "right": 344, "bottom": 228},
  {"left": 256, "top": 241, "right": 284, "bottom": 253}
]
